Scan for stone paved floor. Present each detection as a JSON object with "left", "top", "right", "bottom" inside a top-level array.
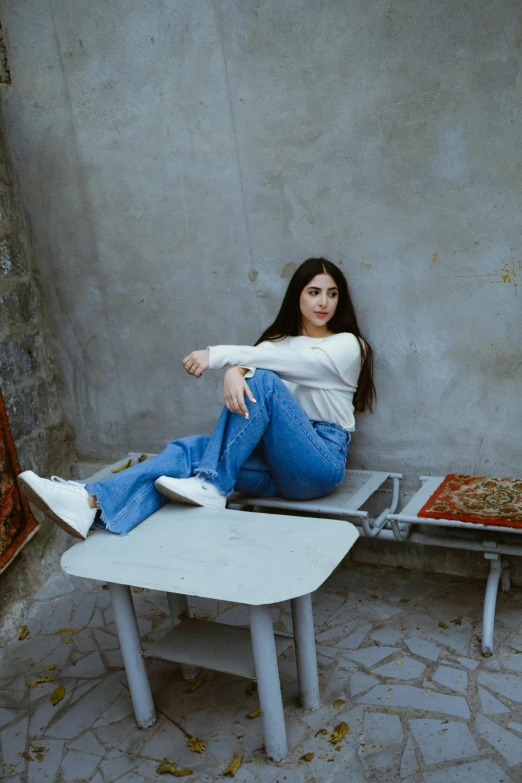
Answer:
[{"left": 2, "top": 560, "right": 522, "bottom": 782}]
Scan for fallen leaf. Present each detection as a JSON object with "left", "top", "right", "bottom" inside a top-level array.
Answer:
[
  {"left": 51, "top": 685, "right": 65, "bottom": 705},
  {"left": 184, "top": 735, "right": 206, "bottom": 754},
  {"left": 26, "top": 676, "right": 56, "bottom": 688},
  {"left": 318, "top": 754, "right": 335, "bottom": 761},
  {"left": 315, "top": 728, "right": 328, "bottom": 737},
  {"left": 386, "top": 694, "right": 392, "bottom": 700},
  {"left": 18, "top": 625, "right": 30, "bottom": 640},
  {"left": 399, "top": 598, "right": 410, "bottom": 604},
  {"left": 451, "top": 618, "right": 462, "bottom": 626},
  {"left": 156, "top": 758, "right": 193, "bottom": 776},
  {"left": 223, "top": 752, "right": 243, "bottom": 776},
  {"left": 185, "top": 678, "right": 204, "bottom": 693},
  {"left": 45, "top": 665, "right": 58, "bottom": 672},
  {"left": 30, "top": 741, "right": 46, "bottom": 753},
  {"left": 102, "top": 585, "right": 109, "bottom": 590},
  {"left": 438, "top": 622, "right": 449, "bottom": 630},
  {"left": 248, "top": 708, "right": 261, "bottom": 719},
  {"left": 55, "top": 627, "right": 78, "bottom": 636},
  {"left": 20, "top": 750, "right": 32, "bottom": 762},
  {"left": 138, "top": 454, "right": 148, "bottom": 462},
  {"left": 395, "top": 660, "right": 403, "bottom": 666},
  {"left": 301, "top": 752, "right": 315, "bottom": 761},
  {"left": 400, "top": 624, "right": 407, "bottom": 631},
  {"left": 112, "top": 458, "right": 133, "bottom": 473},
  {"left": 246, "top": 682, "right": 257, "bottom": 696},
  {"left": 369, "top": 594, "right": 378, "bottom": 599},
  {"left": 328, "top": 722, "right": 349, "bottom": 745},
  {"left": 122, "top": 691, "right": 132, "bottom": 700},
  {"left": 333, "top": 699, "right": 346, "bottom": 708}
]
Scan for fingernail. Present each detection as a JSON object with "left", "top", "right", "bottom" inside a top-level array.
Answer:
[
  {"left": 244, "top": 412, "right": 249, "bottom": 419},
  {"left": 252, "top": 398, "right": 257, "bottom": 403}
]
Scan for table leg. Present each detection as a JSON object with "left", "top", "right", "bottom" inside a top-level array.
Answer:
[
  {"left": 108, "top": 582, "right": 156, "bottom": 728},
  {"left": 291, "top": 593, "right": 320, "bottom": 710},
  {"left": 482, "top": 554, "right": 502, "bottom": 657},
  {"left": 248, "top": 604, "right": 288, "bottom": 762}
]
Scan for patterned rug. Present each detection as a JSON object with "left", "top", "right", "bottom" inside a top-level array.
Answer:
[
  {"left": 418, "top": 473, "right": 522, "bottom": 528},
  {"left": 0, "top": 390, "right": 38, "bottom": 573}
]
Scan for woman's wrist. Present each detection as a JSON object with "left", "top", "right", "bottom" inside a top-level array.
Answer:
[{"left": 226, "top": 365, "right": 248, "bottom": 377}]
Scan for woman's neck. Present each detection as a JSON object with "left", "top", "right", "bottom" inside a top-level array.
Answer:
[{"left": 299, "top": 326, "right": 335, "bottom": 338}]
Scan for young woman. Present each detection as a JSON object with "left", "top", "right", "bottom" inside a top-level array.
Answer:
[{"left": 18, "top": 258, "right": 375, "bottom": 540}]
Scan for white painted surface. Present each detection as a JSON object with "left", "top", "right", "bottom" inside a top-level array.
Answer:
[
  {"left": 61, "top": 505, "right": 359, "bottom": 604},
  {"left": 394, "top": 478, "right": 445, "bottom": 518},
  {"left": 144, "top": 618, "right": 292, "bottom": 678}
]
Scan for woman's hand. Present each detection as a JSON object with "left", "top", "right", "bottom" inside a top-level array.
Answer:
[
  {"left": 182, "top": 349, "right": 210, "bottom": 377},
  {"left": 224, "top": 366, "right": 256, "bottom": 418}
]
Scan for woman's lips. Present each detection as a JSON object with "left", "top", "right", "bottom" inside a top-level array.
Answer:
[{"left": 315, "top": 312, "right": 328, "bottom": 318}]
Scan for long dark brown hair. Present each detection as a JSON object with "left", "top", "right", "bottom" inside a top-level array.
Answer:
[{"left": 255, "top": 257, "right": 375, "bottom": 412}]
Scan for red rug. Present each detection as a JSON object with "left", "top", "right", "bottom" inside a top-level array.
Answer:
[
  {"left": 418, "top": 473, "right": 522, "bottom": 528},
  {"left": 0, "top": 390, "right": 38, "bottom": 573}
]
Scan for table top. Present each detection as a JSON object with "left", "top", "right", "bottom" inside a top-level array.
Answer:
[{"left": 61, "top": 505, "right": 359, "bottom": 605}]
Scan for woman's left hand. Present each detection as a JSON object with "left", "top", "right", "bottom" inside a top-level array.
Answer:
[{"left": 182, "top": 349, "right": 210, "bottom": 377}]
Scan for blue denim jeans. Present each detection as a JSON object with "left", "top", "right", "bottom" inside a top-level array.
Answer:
[{"left": 87, "top": 370, "right": 350, "bottom": 535}]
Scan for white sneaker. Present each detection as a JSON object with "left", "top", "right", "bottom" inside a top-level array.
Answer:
[
  {"left": 17, "top": 471, "right": 97, "bottom": 539},
  {"left": 154, "top": 476, "right": 226, "bottom": 509}
]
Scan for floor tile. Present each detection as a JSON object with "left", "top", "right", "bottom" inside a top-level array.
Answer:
[
  {"left": 359, "top": 685, "right": 470, "bottom": 718},
  {"left": 400, "top": 736, "right": 419, "bottom": 778},
  {"left": 409, "top": 718, "right": 478, "bottom": 764},
  {"left": 61, "top": 749, "right": 100, "bottom": 781},
  {"left": 41, "top": 596, "right": 74, "bottom": 635},
  {"left": 0, "top": 715, "right": 28, "bottom": 775},
  {"left": 371, "top": 626, "right": 404, "bottom": 645},
  {"left": 27, "top": 738, "right": 64, "bottom": 783},
  {"left": 350, "top": 672, "right": 379, "bottom": 696},
  {"left": 372, "top": 656, "right": 426, "bottom": 681},
  {"left": 46, "top": 674, "right": 125, "bottom": 738},
  {"left": 432, "top": 665, "right": 468, "bottom": 694},
  {"left": 72, "top": 593, "right": 97, "bottom": 629},
  {"left": 363, "top": 711, "right": 403, "bottom": 744},
  {"left": 341, "top": 645, "right": 399, "bottom": 668},
  {"left": 478, "top": 671, "right": 522, "bottom": 702},
  {"left": 315, "top": 618, "right": 359, "bottom": 644},
  {"left": 69, "top": 731, "right": 106, "bottom": 756},
  {"left": 475, "top": 713, "right": 522, "bottom": 767},
  {"left": 477, "top": 685, "right": 511, "bottom": 715},
  {"left": 405, "top": 637, "right": 441, "bottom": 662},
  {"left": 422, "top": 758, "right": 515, "bottom": 783},
  {"left": 335, "top": 622, "right": 372, "bottom": 650},
  {"left": 62, "top": 651, "right": 106, "bottom": 679},
  {"left": 508, "top": 721, "right": 522, "bottom": 734}
]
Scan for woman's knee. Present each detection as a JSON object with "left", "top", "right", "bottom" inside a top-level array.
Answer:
[{"left": 247, "top": 369, "right": 285, "bottom": 392}]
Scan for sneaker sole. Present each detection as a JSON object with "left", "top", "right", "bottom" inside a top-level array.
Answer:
[
  {"left": 17, "top": 474, "right": 86, "bottom": 540},
  {"left": 154, "top": 479, "right": 226, "bottom": 509}
]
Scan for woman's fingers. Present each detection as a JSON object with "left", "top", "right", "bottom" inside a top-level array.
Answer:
[{"left": 243, "top": 380, "right": 257, "bottom": 404}]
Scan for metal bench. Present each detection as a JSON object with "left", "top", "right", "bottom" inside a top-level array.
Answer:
[{"left": 61, "top": 504, "right": 359, "bottom": 762}]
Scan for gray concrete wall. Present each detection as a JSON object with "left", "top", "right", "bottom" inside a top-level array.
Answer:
[{"left": 1, "top": 1, "right": 521, "bottom": 482}]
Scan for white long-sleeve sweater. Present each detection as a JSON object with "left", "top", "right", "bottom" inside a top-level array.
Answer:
[{"left": 208, "top": 332, "right": 362, "bottom": 432}]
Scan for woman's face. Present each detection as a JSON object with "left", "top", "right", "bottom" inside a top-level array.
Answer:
[{"left": 299, "top": 273, "right": 339, "bottom": 336}]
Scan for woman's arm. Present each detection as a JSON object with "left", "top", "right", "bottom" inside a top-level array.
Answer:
[{"left": 208, "top": 334, "right": 361, "bottom": 390}]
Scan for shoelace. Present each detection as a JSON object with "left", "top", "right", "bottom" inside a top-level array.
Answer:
[{"left": 50, "top": 476, "right": 87, "bottom": 492}]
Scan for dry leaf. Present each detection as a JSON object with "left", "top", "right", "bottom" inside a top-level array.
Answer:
[
  {"left": 301, "top": 752, "right": 315, "bottom": 761},
  {"left": 223, "top": 752, "right": 243, "bottom": 776},
  {"left": 138, "top": 454, "right": 148, "bottom": 462},
  {"left": 400, "top": 624, "right": 407, "bottom": 631},
  {"left": 386, "top": 694, "right": 392, "bottom": 699},
  {"left": 20, "top": 750, "right": 32, "bottom": 762},
  {"left": 318, "top": 754, "right": 335, "bottom": 761},
  {"left": 451, "top": 618, "right": 462, "bottom": 626},
  {"left": 45, "top": 664, "right": 58, "bottom": 672},
  {"left": 123, "top": 691, "right": 132, "bottom": 700},
  {"left": 369, "top": 594, "right": 378, "bottom": 599},
  {"left": 438, "top": 622, "right": 449, "bottom": 630},
  {"left": 55, "top": 627, "right": 78, "bottom": 636},
  {"left": 246, "top": 682, "right": 257, "bottom": 696},
  {"left": 156, "top": 758, "right": 193, "bottom": 776},
  {"left": 18, "top": 625, "right": 30, "bottom": 640},
  {"left": 248, "top": 708, "right": 261, "bottom": 719},
  {"left": 30, "top": 741, "right": 46, "bottom": 753},
  {"left": 112, "top": 458, "right": 133, "bottom": 473},
  {"left": 332, "top": 699, "right": 346, "bottom": 708},
  {"left": 51, "top": 685, "right": 65, "bottom": 705},
  {"left": 185, "top": 735, "right": 206, "bottom": 754},
  {"left": 395, "top": 660, "right": 403, "bottom": 666},
  {"left": 26, "top": 676, "right": 56, "bottom": 688},
  {"left": 185, "top": 678, "right": 204, "bottom": 693},
  {"left": 399, "top": 598, "right": 410, "bottom": 604},
  {"left": 328, "top": 722, "right": 349, "bottom": 745},
  {"left": 315, "top": 728, "right": 328, "bottom": 737}
]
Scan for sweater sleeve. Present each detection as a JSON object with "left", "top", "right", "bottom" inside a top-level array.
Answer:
[{"left": 208, "top": 333, "right": 361, "bottom": 390}]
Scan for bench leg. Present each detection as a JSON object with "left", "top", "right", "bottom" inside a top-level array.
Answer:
[
  {"left": 291, "top": 593, "right": 320, "bottom": 710},
  {"left": 482, "top": 554, "right": 502, "bottom": 657},
  {"left": 248, "top": 604, "right": 288, "bottom": 762},
  {"left": 108, "top": 582, "right": 156, "bottom": 728}
]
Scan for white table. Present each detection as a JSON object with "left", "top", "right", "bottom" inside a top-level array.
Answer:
[{"left": 61, "top": 504, "right": 359, "bottom": 761}]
